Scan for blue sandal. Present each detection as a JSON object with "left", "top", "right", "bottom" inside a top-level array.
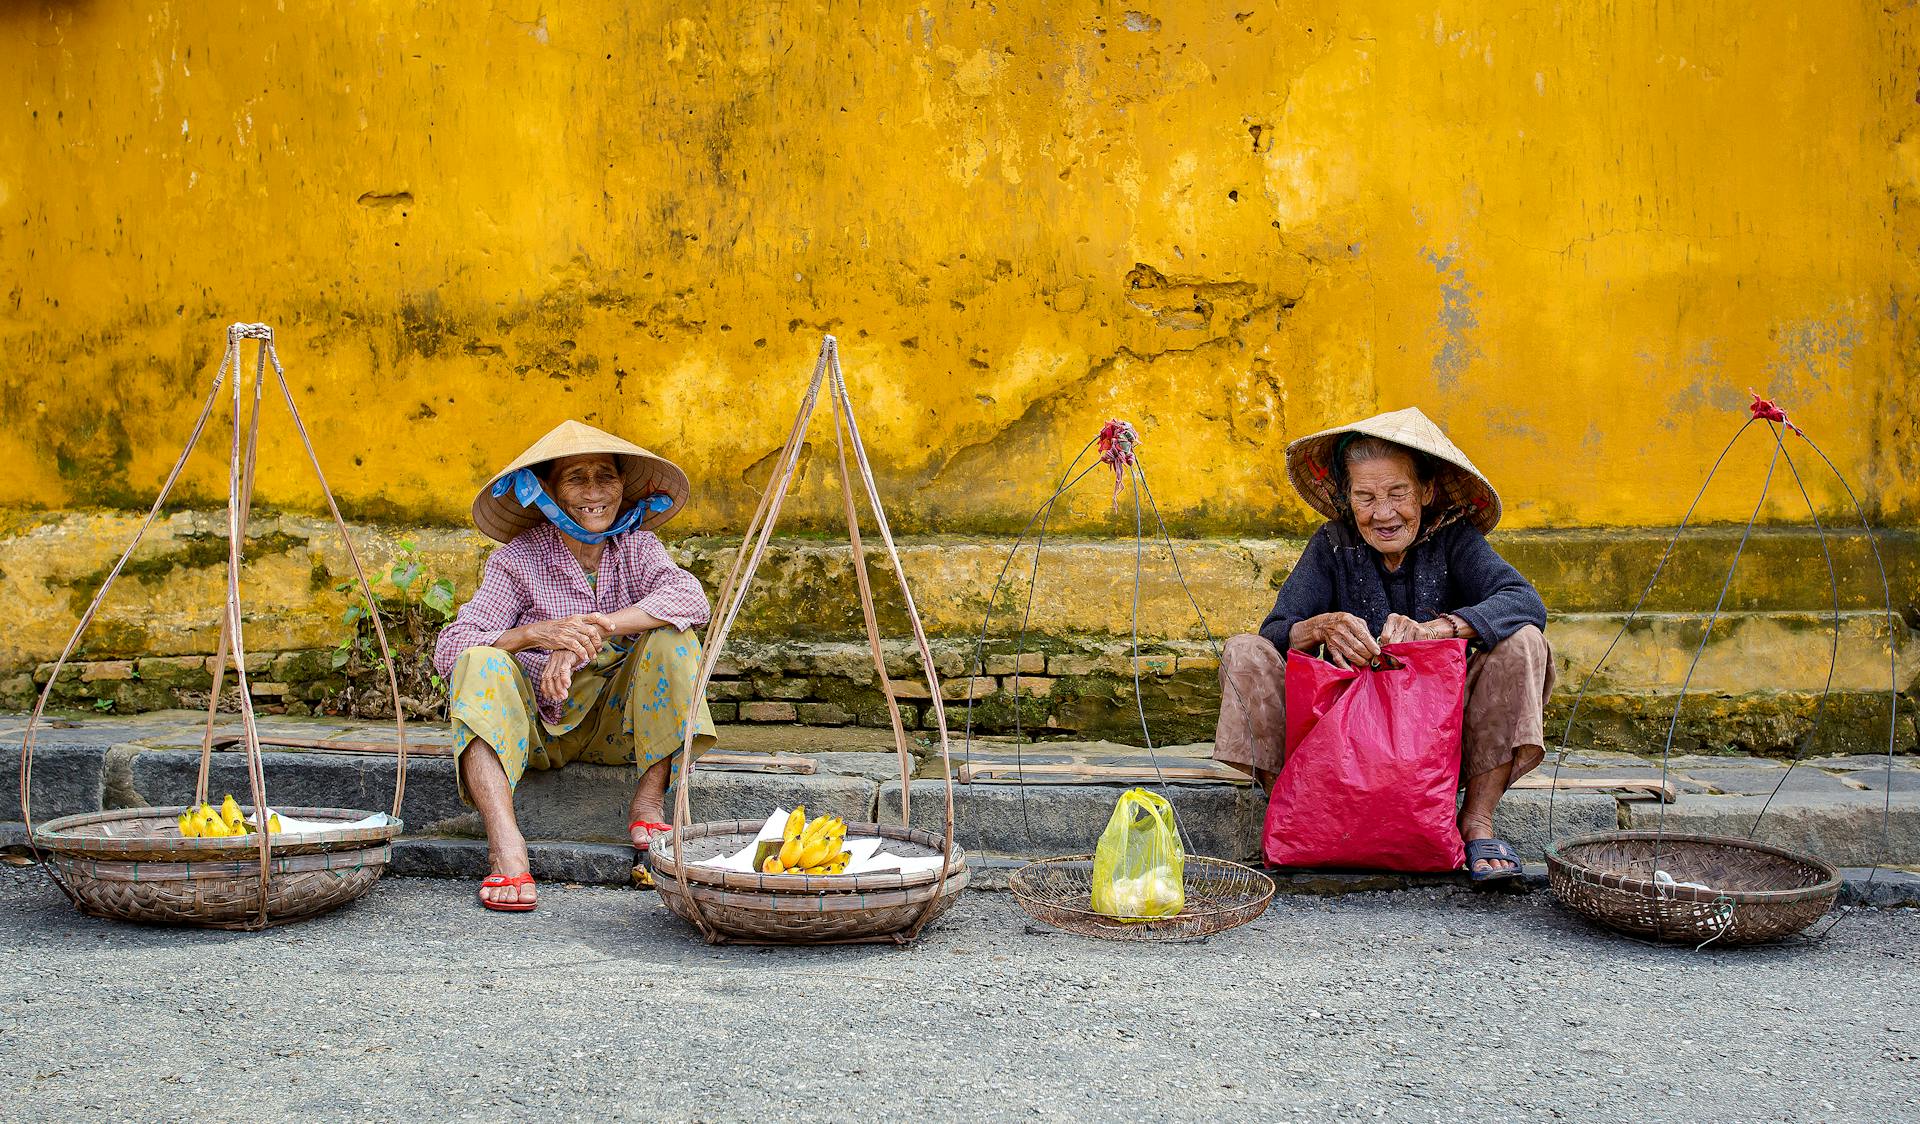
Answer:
[{"left": 1464, "top": 837, "right": 1522, "bottom": 883}]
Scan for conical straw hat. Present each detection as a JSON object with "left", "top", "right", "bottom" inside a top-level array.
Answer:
[
  {"left": 471, "top": 420, "right": 691, "bottom": 544},
  {"left": 1284, "top": 406, "right": 1501, "bottom": 533}
]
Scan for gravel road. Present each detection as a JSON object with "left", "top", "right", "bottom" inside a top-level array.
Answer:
[{"left": 1, "top": 868, "right": 1915, "bottom": 1122}]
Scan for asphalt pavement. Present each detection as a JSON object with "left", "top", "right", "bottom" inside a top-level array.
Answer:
[{"left": 0, "top": 868, "right": 1915, "bottom": 1122}]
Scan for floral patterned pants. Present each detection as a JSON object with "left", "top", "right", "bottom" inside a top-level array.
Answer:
[{"left": 447, "top": 628, "right": 717, "bottom": 806}]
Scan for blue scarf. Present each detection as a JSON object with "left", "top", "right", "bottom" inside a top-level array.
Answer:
[{"left": 491, "top": 468, "right": 673, "bottom": 544}]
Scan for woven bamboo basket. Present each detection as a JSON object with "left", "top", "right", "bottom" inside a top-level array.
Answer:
[
  {"left": 646, "top": 819, "right": 969, "bottom": 945},
  {"left": 1547, "top": 831, "right": 1840, "bottom": 945},
  {"left": 31, "top": 806, "right": 400, "bottom": 930},
  {"left": 652, "top": 337, "right": 967, "bottom": 946},
  {"left": 1009, "top": 854, "right": 1275, "bottom": 942},
  {"left": 19, "top": 324, "right": 414, "bottom": 931}
]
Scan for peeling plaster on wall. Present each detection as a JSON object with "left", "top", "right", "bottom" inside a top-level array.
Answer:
[{"left": 1419, "top": 244, "right": 1483, "bottom": 394}]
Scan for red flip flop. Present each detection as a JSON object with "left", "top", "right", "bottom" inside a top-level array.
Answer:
[
  {"left": 479, "top": 872, "right": 537, "bottom": 912},
  {"left": 629, "top": 819, "right": 671, "bottom": 852}
]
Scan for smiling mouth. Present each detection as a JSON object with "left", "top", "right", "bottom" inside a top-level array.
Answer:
[
  {"left": 1373, "top": 524, "right": 1405, "bottom": 538},
  {"left": 576, "top": 504, "right": 611, "bottom": 518}
]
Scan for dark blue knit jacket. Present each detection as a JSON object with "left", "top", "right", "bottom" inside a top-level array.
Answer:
[{"left": 1257, "top": 519, "right": 1547, "bottom": 654}]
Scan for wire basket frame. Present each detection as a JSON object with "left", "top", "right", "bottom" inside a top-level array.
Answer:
[
  {"left": 1545, "top": 392, "right": 1902, "bottom": 943},
  {"left": 18, "top": 323, "right": 410, "bottom": 930},
  {"left": 659, "top": 335, "right": 963, "bottom": 946},
  {"left": 959, "top": 420, "right": 1273, "bottom": 940}
]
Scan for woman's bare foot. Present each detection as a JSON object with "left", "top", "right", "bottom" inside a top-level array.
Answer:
[
  {"left": 480, "top": 830, "right": 537, "bottom": 907},
  {"left": 628, "top": 759, "right": 672, "bottom": 847}
]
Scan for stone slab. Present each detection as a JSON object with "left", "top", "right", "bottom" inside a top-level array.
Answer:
[
  {"left": 1622, "top": 792, "right": 1920, "bottom": 867},
  {"left": 123, "top": 748, "right": 466, "bottom": 833},
  {"left": 0, "top": 743, "right": 107, "bottom": 823},
  {"left": 683, "top": 771, "right": 877, "bottom": 830},
  {"left": 878, "top": 779, "right": 1264, "bottom": 861},
  {"left": 1836, "top": 867, "right": 1920, "bottom": 908},
  {"left": 1487, "top": 790, "right": 1620, "bottom": 862},
  {"left": 389, "top": 837, "right": 639, "bottom": 885},
  {"left": 1675, "top": 766, "right": 1864, "bottom": 796},
  {"left": 805, "top": 751, "right": 921, "bottom": 784},
  {"left": 1802, "top": 754, "right": 1920, "bottom": 772},
  {"left": 1850, "top": 770, "right": 1920, "bottom": 793}
]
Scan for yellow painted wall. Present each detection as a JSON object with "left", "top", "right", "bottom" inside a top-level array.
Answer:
[{"left": 1, "top": 1, "right": 1913, "bottom": 535}]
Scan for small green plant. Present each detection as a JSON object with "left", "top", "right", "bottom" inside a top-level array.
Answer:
[
  {"left": 91, "top": 696, "right": 116, "bottom": 713},
  {"left": 330, "top": 539, "right": 460, "bottom": 709}
]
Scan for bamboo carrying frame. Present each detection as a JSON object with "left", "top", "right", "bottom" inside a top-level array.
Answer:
[
  {"left": 18, "top": 324, "right": 407, "bottom": 929},
  {"left": 646, "top": 336, "right": 967, "bottom": 945}
]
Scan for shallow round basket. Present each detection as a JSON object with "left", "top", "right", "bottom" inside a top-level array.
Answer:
[
  {"left": 31, "top": 806, "right": 402, "bottom": 930},
  {"left": 1546, "top": 831, "right": 1840, "bottom": 946},
  {"left": 1009, "top": 855, "right": 1276, "bottom": 942},
  {"left": 644, "top": 819, "right": 971, "bottom": 945}
]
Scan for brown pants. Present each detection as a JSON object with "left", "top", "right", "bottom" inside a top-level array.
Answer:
[{"left": 1213, "top": 626, "right": 1556, "bottom": 784}]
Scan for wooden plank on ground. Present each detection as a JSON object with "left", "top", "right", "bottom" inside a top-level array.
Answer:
[
  {"left": 1510, "top": 775, "right": 1676, "bottom": 803},
  {"left": 208, "top": 734, "right": 817, "bottom": 773},
  {"left": 958, "top": 760, "right": 1249, "bottom": 785}
]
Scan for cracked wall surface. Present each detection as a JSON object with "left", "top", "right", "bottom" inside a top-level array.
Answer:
[{"left": 1, "top": 2, "right": 1914, "bottom": 538}]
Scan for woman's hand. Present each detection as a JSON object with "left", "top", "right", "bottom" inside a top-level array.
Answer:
[
  {"left": 1379, "top": 613, "right": 1441, "bottom": 645},
  {"left": 540, "top": 648, "right": 581, "bottom": 702},
  {"left": 1298, "top": 612, "right": 1380, "bottom": 670},
  {"left": 519, "top": 614, "right": 613, "bottom": 664}
]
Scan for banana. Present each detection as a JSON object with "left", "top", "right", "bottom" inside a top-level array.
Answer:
[
  {"left": 177, "top": 812, "right": 200, "bottom": 838},
  {"left": 783, "top": 806, "right": 806, "bottom": 843},
  {"left": 794, "top": 835, "right": 835, "bottom": 870},
  {"left": 219, "top": 795, "right": 243, "bottom": 830},
  {"left": 268, "top": 813, "right": 283, "bottom": 834},
  {"left": 777, "top": 834, "right": 803, "bottom": 869},
  {"left": 762, "top": 856, "right": 785, "bottom": 875}
]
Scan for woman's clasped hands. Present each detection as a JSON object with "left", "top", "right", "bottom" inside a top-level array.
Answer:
[{"left": 526, "top": 613, "right": 616, "bottom": 697}]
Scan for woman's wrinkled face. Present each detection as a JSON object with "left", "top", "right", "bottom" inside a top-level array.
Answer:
[
  {"left": 545, "top": 453, "right": 623, "bottom": 534},
  {"left": 1345, "top": 451, "right": 1434, "bottom": 557}
]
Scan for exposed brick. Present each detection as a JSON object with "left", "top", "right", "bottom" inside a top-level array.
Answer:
[
  {"left": 248, "top": 681, "right": 291, "bottom": 698},
  {"left": 708, "top": 656, "right": 743, "bottom": 678},
  {"left": 137, "top": 655, "right": 214, "bottom": 687},
  {"left": 942, "top": 676, "right": 997, "bottom": 701},
  {"left": 1131, "top": 655, "right": 1177, "bottom": 678},
  {"left": 709, "top": 702, "right": 739, "bottom": 723},
  {"left": 80, "top": 660, "right": 137, "bottom": 682},
  {"left": 796, "top": 702, "right": 853, "bottom": 726},
  {"left": 1046, "top": 653, "right": 1106, "bottom": 676},
  {"left": 887, "top": 678, "right": 934, "bottom": 700},
  {"left": 704, "top": 680, "right": 753, "bottom": 701},
  {"left": 1002, "top": 676, "right": 1055, "bottom": 698},
  {"left": 982, "top": 652, "right": 1047, "bottom": 676},
  {"left": 740, "top": 701, "right": 798, "bottom": 723},
  {"left": 205, "top": 652, "right": 274, "bottom": 675},
  {"left": 1176, "top": 655, "right": 1221, "bottom": 674},
  {"left": 751, "top": 675, "right": 811, "bottom": 701}
]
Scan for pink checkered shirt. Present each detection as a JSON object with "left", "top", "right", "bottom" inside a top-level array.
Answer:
[{"left": 433, "top": 522, "right": 712, "bottom": 723}]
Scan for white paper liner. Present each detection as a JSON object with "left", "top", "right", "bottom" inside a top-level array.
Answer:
[{"left": 689, "top": 809, "right": 951, "bottom": 877}]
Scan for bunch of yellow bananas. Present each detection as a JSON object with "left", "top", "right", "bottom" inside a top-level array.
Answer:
[
  {"left": 176, "top": 794, "right": 283, "bottom": 839},
  {"left": 761, "top": 805, "right": 850, "bottom": 875}
]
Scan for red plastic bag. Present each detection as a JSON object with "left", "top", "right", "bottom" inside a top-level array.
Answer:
[{"left": 1263, "top": 639, "right": 1469, "bottom": 872}]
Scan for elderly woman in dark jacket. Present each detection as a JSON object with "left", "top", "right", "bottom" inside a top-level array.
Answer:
[{"left": 1214, "top": 407, "right": 1554, "bottom": 880}]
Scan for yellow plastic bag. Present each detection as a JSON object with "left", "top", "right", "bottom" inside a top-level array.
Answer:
[{"left": 1090, "top": 788, "right": 1186, "bottom": 920}]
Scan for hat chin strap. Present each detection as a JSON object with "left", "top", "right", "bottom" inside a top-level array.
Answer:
[{"left": 491, "top": 467, "right": 671, "bottom": 544}]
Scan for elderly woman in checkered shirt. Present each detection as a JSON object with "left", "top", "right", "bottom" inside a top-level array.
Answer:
[{"left": 432, "top": 421, "right": 717, "bottom": 912}]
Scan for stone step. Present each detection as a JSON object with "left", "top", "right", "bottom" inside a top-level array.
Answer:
[{"left": 5, "top": 717, "right": 1920, "bottom": 876}]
